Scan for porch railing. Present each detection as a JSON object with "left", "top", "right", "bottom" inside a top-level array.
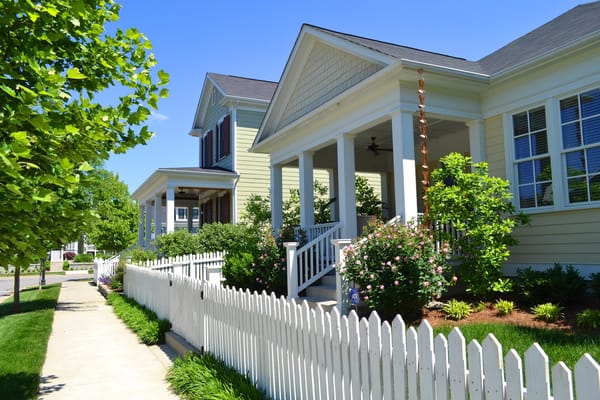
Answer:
[{"left": 286, "top": 222, "right": 343, "bottom": 299}]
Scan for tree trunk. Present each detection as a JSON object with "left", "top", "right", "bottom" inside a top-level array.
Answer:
[{"left": 13, "top": 265, "right": 20, "bottom": 314}]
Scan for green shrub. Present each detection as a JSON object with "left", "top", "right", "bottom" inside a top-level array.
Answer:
[
  {"left": 531, "top": 303, "right": 563, "bottom": 322},
  {"left": 222, "top": 229, "right": 287, "bottom": 296},
  {"left": 590, "top": 273, "right": 600, "bottom": 300},
  {"left": 155, "top": 229, "right": 201, "bottom": 258},
  {"left": 473, "top": 301, "right": 487, "bottom": 313},
  {"left": 196, "top": 223, "right": 256, "bottom": 255},
  {"left": 427, "top": 153, "right": 528, "bottom": 299},
  {"left": 110, "top": 263, "right": 125, "bottom": 291},
  {"left": 128, "top": 247, "right": 157, "bottom": 264},
  {"left": 515, "top": 264, "right": 586, "bottom": 306},
  {"left": 73, "top": 253, "right": 94, "bottom": 263},
  {"left": 576, "top": 309, "right": 600, "bottom": 329},
  {"left": 106, "top": 293, "right": 170, "bottom": 345},
  {"left": 342, "top": 220, "right": 455, "bottom": 321},
  {"left": 495, "top": 299, "right": 515, "bottom": 316},
  {"left": 62, "top": 261, "right": 70, "bottom": 271},
  {"left": 167, "top": 353, "right": 267, "bottom": 400},
  {"left": 443, "top": 300, "right": 472, "bottom": 320}
]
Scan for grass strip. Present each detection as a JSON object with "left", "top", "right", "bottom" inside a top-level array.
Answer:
[
  {"left": 0, "top": 284, "right": 61, "bottom": 399},
  {"left": 106, "top": 292, "right": 170, "bottom": 345},
  {"left": 434, "top": 323, "right": 600, "bottom": 369},
  {"left": 167, "top": 352, "right": 267, "bottom": 400}
]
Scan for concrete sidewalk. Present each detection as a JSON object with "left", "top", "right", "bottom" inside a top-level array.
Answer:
[{"left": 39, "top": 280, "right": 179, "bottom": 399}]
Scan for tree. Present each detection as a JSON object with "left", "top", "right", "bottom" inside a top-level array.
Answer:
[
  {"left": 427, "top": 153, "right": 529, "bottom": 299},
  {"left": 0, "top": 0, "right": 169, "bottom": 312},
  {"left": 85, "top": 169, "right": 139, "bottom": 254},
  {"left": 355, "top": 175, "right": 382, "bottom": 217}
]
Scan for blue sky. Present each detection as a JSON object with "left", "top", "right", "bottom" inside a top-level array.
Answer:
[{"left": 104, "top": 0, "right": 585, "bottom": 192}]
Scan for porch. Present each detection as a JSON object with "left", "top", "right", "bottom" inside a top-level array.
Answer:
[{"left": 132, "top": 167, "right": 238, "bottom": 248}]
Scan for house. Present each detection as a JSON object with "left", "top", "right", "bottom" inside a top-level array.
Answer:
[
  {"left": 132, "top": 73, "right": 276, "bottom": 246},
  {"left": 251, "top": 2, "right": 600, "bottom": 277},
  {"left": 132, "top": 73, "right": 371, "bottom": 246}
]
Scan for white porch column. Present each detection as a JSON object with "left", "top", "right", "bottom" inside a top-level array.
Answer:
[
  {"left": 271, "top": 164, "right": 283, "bottom": 233},
  {"left": 145, "top": 200, "right": 152, "bottom": 246},
  {"left": 328, "top": 168, "right": 339, "bottom": 222},
  {"left": 166, "top": 185, "right": 175, "bottom": 233},
  {"left": 137, "top": 205, "right": 144, "bottom": 247},
  {"left": 153, "top": 194, "right": 162, "bottom": 238},
  {"left": 187, "top": 206, "right": 194, "bottom": 232},
  {"left": 391, "top": 111, "right": 418, "bottom": 223},
  {"left": 337, "top": 134, "right": 357, "bottom": 238},
  {"left": 380, "top": 172, "right": 389, "bottom": 220},
  {"left": 299, "top": 151, "right": 314, "bottom": 228},
  {"left": 467, "top": 119, "right": 486, "bottom": 165}
]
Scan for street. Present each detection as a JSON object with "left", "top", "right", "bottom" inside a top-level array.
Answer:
[{"left": 0, "top": 273, "right": 93, "bottom": 302}]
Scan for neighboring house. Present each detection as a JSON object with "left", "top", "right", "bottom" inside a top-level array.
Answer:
[
  {"left": 251, "top": 2, "right": 600, "bottom": 276},
  {"left": 133, "top": 73, "right": 361, "bottom": 247}
]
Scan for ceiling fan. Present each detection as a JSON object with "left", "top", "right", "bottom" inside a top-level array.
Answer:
[{"left": 367, "top": 137, "right": 392, "bottom": 155}]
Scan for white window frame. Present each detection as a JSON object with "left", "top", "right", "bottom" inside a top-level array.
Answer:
[
  {"left": 558, "top": 87, "right": 600, "bottom": 206},
  {"left": 175, "top": 207, "right": 188, "bottom": 222}
]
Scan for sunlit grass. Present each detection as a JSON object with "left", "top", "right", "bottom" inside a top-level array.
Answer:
[
  {"left": 0, "top": 284, "right": 60, "bottom": 399},
  {"left": 434, "top": 322, "right": 600, "bottom": 370}
]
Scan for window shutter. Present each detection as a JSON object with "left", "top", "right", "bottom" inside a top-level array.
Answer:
[
  {"left": 222, "top": 115, "right": 231, "bottom": 156},
  {"left": 221, "top": 193, "right": 231, "bottom": 223},
  {"left": 206, "top": 130, "right": 213, "bottom": 166}
]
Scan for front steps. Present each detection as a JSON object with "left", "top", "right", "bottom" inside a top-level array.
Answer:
[{"left": 300, "top": 271, "right": 337, "bottom": 312}]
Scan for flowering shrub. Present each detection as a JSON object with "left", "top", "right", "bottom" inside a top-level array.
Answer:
[
  {"left": 341, "top": 221, "right": 456, "bottom": 321},
  {"left": 223, "top": 228, "right": 287, "bottom": 296}
]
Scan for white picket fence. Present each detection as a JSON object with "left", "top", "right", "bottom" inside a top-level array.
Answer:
[
  {"left": 93, "top": 255, "right": 120, "bottom": 285},
  {"left": 141, "top": 253, "right": 224, "bottom": 284},
  {"left": 124, "top": 265, "right": 600, "bottom": 399}
]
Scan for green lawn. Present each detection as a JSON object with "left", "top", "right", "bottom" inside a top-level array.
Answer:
[
  {"left": 434, "top": 323, "right": 600, "bottom": 370},
  {"left": 0, "top": 284, "right": 60, "bottom": 399}
]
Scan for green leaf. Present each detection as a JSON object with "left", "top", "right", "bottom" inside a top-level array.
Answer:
[
  {"left": 66, "top": 68, "right": 87, "bottom": 80},
  {"left": 6, "top": 184, "right": 21, "bottom": 195}
]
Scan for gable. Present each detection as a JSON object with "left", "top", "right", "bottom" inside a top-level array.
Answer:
[{"left": 276, "top": 42, "right": 383, "bottom": 131}]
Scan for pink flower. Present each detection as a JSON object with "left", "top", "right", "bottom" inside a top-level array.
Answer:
[
  {"left": 452, "top": 276, "right": 458, "bottom": 282},
  {"left": 367, "top": 284, "right": 372, "bottom": 290},
  {"left": 380, "top": 285, "right": 385, "bottom": 290},
  {"left": 364, "top": 296, "right": 369, "bottom": 300},
  {"left": 355, "top": 260, "right": 361, "bottom": 265},
  {"left": 438, "top": 281, "right": 443, "bottom": 286},
  {"left": 437, "top": 266, "right": 443, "bottom": 274},
  {"left": 386, "top": 261, "right": 392, "bottom": 266},
  {"left": 359, "top": 271, "right": 364, "bottom": 276},
  {"left": 395, "top": 256, "right": 400, "bottom": 261},
  {"left": 370, "top": 274, "right": 375, "bottom": 279},
  {"left": 394, "top": 280, "right": 399, "bottom": 286},
  {"left": 363, "top": 255, "right": 368, "bottom": 260},
  {"left": 423, "top": 281, "right": 430, "bottom": 287}
]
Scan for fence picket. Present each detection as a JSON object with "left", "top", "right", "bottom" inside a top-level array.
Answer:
[
  {"left": 391, "top": 316, "right": 407, "bottom": 400},
  {"left": 482, "top": 334, "right": 504, "bottom": 400},
  {"left": 348, "top": 311, "right": 361, "bottom": 400},
  {"left": 525, "top": 343, "right": 551, "bottom": 400},
  {"left": 574, "top": 354, "right": 600, "bottom": 399},
  {"left": 418, "top": 321, "right": 435, "bottom": 400},
  {"left": 406, "top": 327, "right": 418, "bottom": 400},
  {"left": 359, "top": 317, "right": 370, "bottom": 400},
  {"left": 123, "top": 264, "right": 599, "bottom": 400},
  {"left": 434, "top": 334, "right": 449, "bottom": 400},
  {"left": 381, "top": 321, "right": 393, "bottom": 400},
  {"left": 369, "top": 313, "right": 382, "bottom": 400},
  {"left": 552, "top": 361, "right": 574, "bottom": 400},
  {"left": 505, "top": 349, "right": 524, "bottom": 400},
  {"left": 467, "top": 340, "right": 484, "bottom": 400}
]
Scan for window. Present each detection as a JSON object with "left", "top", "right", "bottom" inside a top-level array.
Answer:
[
  {"left": 560, "top": 88, "right": 600, "bottom": 204},
  {"left": 512, "top": 106, "right": 553, "bottom": 208},
  {"left": 202, "top": 130, "right": 213, "bottom": 167},
  {"left": 216, "top": 115, "right": 231, "bottom": 160},
  {"left": 192, "top": 207, "right": 199, "bottom": 221},
  {"left": 175, "top": 207, "right": 187, "bottom": 221}
]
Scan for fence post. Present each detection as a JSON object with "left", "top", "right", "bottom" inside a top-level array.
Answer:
[
  {"left": 284, "top": 242, "right": 299, "bottom": 300},
  {"left": 332, "top": 238, "right": 352, "bottom": 315}
]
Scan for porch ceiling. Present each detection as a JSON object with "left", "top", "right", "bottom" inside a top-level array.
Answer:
[{"left": 284, "top": 117, "right": 468, "bottom": 172}]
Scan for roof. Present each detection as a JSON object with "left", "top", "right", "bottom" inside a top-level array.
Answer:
[
  {"left": 207, "top": 73, "right": 277, "bottom": 102},
  {"left": 305, "top": 1, "right": 600, "bottom": 77},
  {"left": 307, "top": 24, "right": 485, "bottom": 75},
  {"left": 478, "top": 1, "right": 600, "bottom": 75},
  {"left": 157, "top": 166, "right": 236, "bottom": 175}
]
